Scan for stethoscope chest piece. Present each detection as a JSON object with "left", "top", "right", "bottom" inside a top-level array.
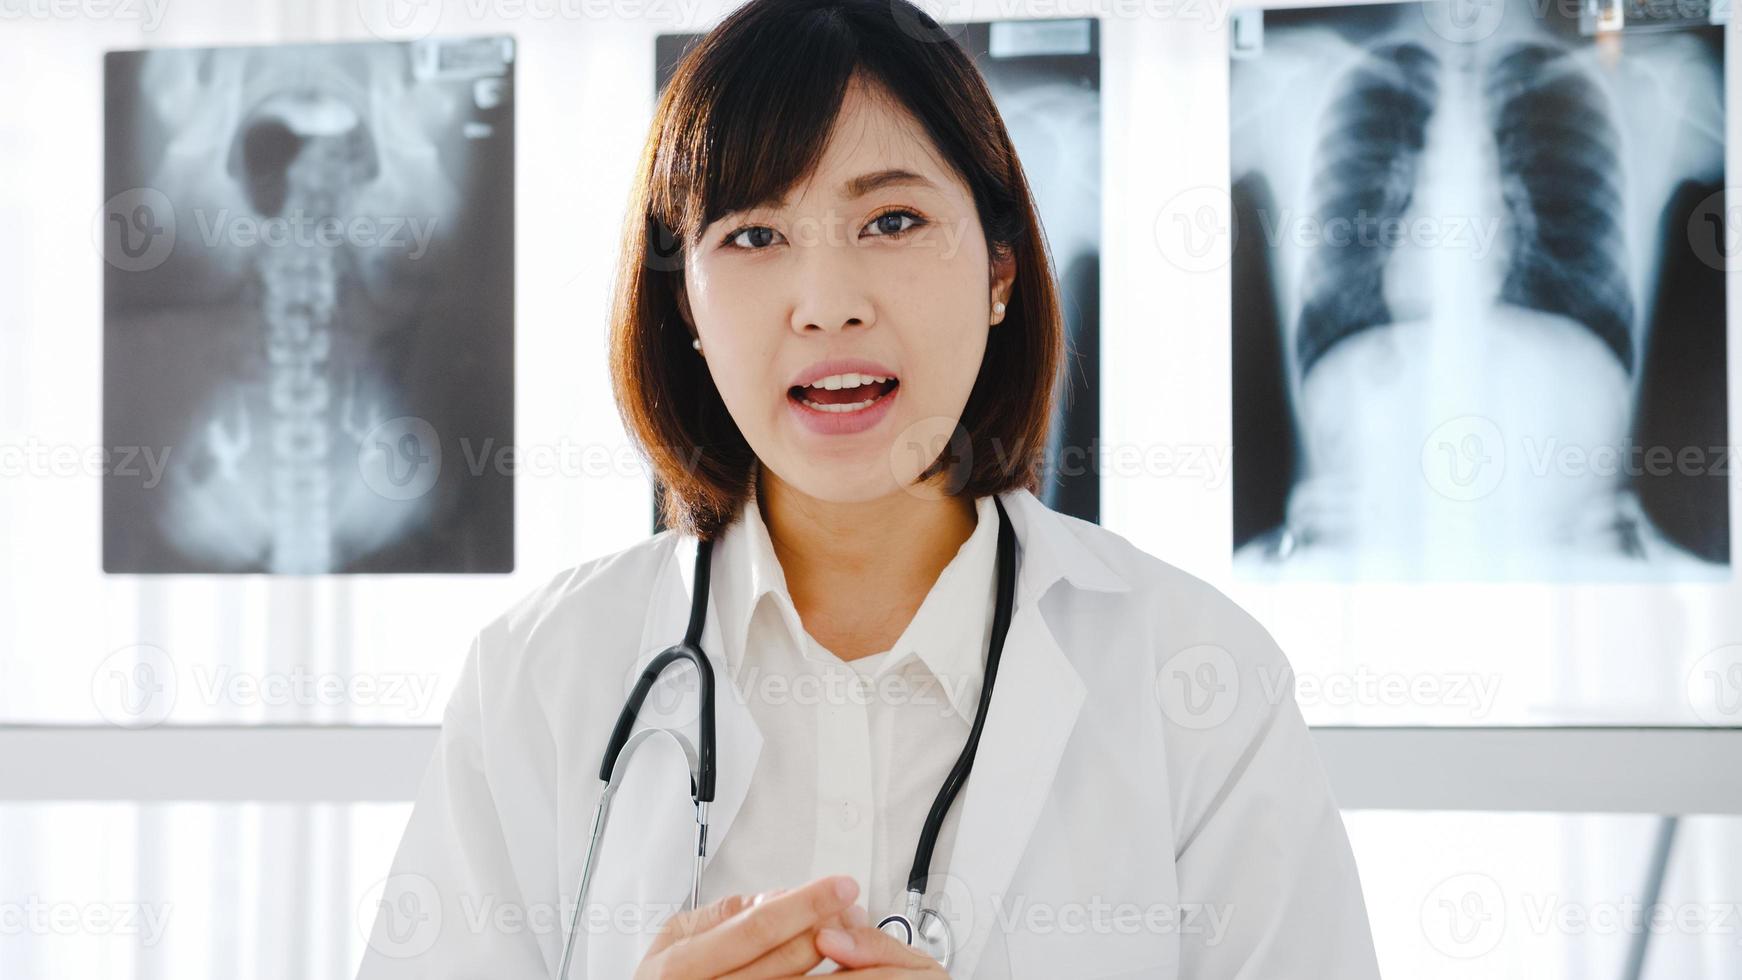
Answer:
[{"left": 875, "top": 890, "right": 956, "bottom": 967}]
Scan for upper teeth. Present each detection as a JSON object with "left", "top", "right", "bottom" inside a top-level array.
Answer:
[{"left": 804, "top": 373, "right": 891, "bottom": 391}]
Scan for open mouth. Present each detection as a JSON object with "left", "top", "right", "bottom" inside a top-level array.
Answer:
[
  {"left": 787, "top": 376, "right": 900, "bottom": 413},
  {"left": 790, "top": 372, "right": 898, "bottom": 410}
]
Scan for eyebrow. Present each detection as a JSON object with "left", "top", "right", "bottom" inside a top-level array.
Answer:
[
  {"left": 749, "top": 168, "right": 941, "bottom": 211},
  {"left": 843, "top": 168, "right": 938, "bottom": 199}
]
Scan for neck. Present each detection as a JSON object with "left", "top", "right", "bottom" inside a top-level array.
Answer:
[{"left": 756, "top": 466, "right": 978, "bottom": 657}]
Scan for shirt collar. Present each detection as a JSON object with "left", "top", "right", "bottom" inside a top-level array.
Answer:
[{"left": 715, "top": 467, "right": 1002, "bottom": 724}]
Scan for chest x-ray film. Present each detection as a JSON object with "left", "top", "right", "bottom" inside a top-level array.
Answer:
[
  {"left": 1228, "top": 0, "right": 1726, "bottom": 582},
  {"left": 652, "top": 18, "right": 1102, "bottom": 528},
  {"left": 101, "top": 37, "right": 515, "bottom": 574}
]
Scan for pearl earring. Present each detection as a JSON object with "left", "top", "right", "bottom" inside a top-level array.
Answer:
[
  {"left": 691, "top": 338, "right": 702, "bottom": 351},
  {"left": 992, "top": 301, "right": 1006, "bottom": 321}
]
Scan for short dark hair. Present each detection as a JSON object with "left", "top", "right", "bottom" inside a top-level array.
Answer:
[{"left": 609, "top": 0, "right": 1065, "bottom": 540}]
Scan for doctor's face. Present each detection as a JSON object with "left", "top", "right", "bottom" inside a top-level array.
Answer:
[{"left": 678, "top": 75, "right": 1013, "bottom": 504}]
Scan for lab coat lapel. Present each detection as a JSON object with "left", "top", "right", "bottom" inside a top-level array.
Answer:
[
  {"left": 939, "top": 489, "right": 1106, "bottom": 978},
  {"left": 941, "top": 598, "right": 1086, "bottom": 979},
  {"left": 581, "top": 531, "right": 763, "bottom": 976}
]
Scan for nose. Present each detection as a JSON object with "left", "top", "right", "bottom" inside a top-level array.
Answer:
[{"left": 787, "top": 230, "right": 876, "bottom": 336}]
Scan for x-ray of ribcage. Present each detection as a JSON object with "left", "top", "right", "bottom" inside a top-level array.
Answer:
[
  {"left": 1229, "top": 0, "right": 1726, "bottom": 580},
  {"left": 102, "top": 38, "right": 515, "bottom": 574},
  {"left": 651, "top": 20, "right": 1102, "bottom": 528}
]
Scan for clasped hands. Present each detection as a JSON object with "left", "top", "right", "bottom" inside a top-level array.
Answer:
[{"left": 632, "top": 874, "right": 949, "bottom": 979}]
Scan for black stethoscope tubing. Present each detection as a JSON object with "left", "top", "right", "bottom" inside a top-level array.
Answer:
[{"left": 583, "top": 493, "right": 1014, "bottom": 961}]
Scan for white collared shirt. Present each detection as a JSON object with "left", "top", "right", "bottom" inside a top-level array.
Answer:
[{"left": 696, "top": 478, "right": 1001, "bottom": 937}]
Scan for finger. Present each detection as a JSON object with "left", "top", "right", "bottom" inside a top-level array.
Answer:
[
  {"left": 663, "top": 874, "right": 859, "bottom": 976},
  {"left": 814, "top": 922, "right": 942, "bottom": 972},
  {"left": 711, "top": 925, "right": 828, "bottom": 979},
  {"left": 646, "top": 893, "right": 752, "bottom": 956},
  {"left": 823, "top": 971, "right": 944, "bottom": 978},
  {"left": 715, "top": 901, "right": 865, "bottom": 980}
]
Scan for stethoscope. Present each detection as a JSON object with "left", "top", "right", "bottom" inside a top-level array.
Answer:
[{"left": 555, "top": 494, "right": 1017, "bottom": 978}]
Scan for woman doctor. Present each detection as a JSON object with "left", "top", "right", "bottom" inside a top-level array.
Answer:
[{"left": 358, "top": 0, "right": 1382, "bottom": 976}]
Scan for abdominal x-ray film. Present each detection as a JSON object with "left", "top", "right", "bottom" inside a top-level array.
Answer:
[{"left": 102, "top": 37, "right": 515, "bottom": 574}]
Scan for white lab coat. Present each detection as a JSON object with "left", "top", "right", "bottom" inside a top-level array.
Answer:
[{"left": 357, "top": 487, "right": 1381, "bottom": 979}]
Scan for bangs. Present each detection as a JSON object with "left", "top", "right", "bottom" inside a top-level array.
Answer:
[{"left": 651, "top": 8, "right": 904, "bottom": 244}]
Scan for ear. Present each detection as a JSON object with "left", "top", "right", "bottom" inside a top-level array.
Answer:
[{"left": 990, "top": 247, "right": 1017, "bottom": 324}]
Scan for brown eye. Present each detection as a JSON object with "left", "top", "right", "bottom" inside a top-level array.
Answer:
[
  {"left": 726, "top": 226, "right": 778, "bottom": 249},
  {"left": 866, "top": 209, "right": 924, "bottom": 238}
]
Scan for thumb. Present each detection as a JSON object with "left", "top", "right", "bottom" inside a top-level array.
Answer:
[{"left": 815, "top": 920, "right": 940, "bottom": 971}]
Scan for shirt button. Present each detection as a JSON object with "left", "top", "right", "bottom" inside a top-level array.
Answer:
[
  {"left": 852, "top": 675, "right": 873, "bottom": 699},
  {"left": 840, "top": 801, "right": 861, "bottom": 829}
]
